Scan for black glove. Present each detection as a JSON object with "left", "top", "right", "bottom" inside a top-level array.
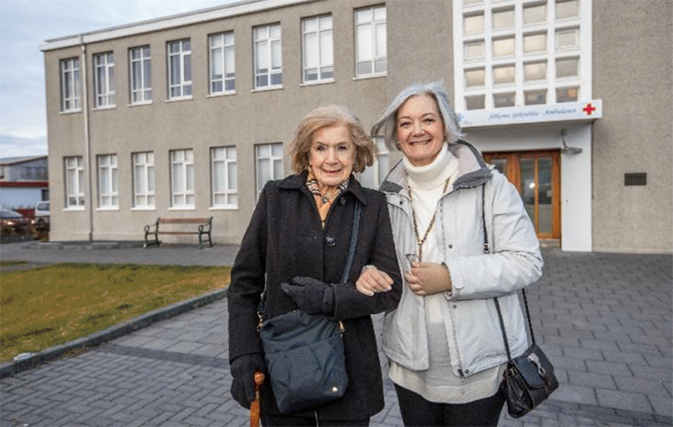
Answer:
[
  {"left": 229, "top": 353, "right": 266, "bottom": 409},
  {"left": 281, "top": 276, "right": 335, "bottom": 315}
]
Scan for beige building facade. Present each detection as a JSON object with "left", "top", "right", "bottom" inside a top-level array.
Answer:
[{"left": 41, "top": 0, "right": 672, "bottom": 253}]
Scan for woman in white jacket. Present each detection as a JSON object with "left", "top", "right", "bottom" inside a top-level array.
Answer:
[{"left": 355, "top": 81, "right": 543, "bottom": 426}]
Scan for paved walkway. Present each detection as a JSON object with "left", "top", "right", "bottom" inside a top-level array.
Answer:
[{"left": 0, "top": 242, "right": 671, "bottom": 427}]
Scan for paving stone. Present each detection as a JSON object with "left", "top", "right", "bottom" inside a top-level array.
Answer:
[
  {"left": 1, "top": 247, "right": 670, "bottom": 427},
  {"left": 596, "top": 389, "right": 652, "bottom": 413}
]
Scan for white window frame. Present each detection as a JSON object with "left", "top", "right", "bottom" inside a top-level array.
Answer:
[
  {"left": 97, "top": 154, "right": 119, "bottom": 209},
  {"left": 170, "top": 149, "right": 195, "bottom": 208},
  {"left": 453, "top": 0, "right": 592, "bottom": 111},
  {"left": 129, "top": 46, "right": 152, "bottom": 104},
  {"left": 211, "top": 146, "right": 238, "bottom": 209},
  {"left": 64, "top": 156, "right": 85, "bottom": 209},
  {"left": 93, "top": 52, "right": 115, "bottom": 108},
  {"left": 167, "top": 39, "right": 192, "bottom": 100},
  {"left": 254, "top": 23, "right": 283, "bottom": 89},
  {"left": 209, "top": 32, "right": 236, "bottom": 94},
  {"left": 302, "top": 14, "right": 334, "bottom": 83},
  {"left": 255, "top": 143, "right": 284, "bottom": 199},
  {"left": 358, "top": 137, "right": 389, "bottom": 189},
  {"left": 60, "top": 58, "right": 81, "bottom": 112},
  {"left": 354, "top": 5, "right": 387, "bottom": 77},
  {"left": 132, "top": 152, "right": 155, "bottom": 209}
]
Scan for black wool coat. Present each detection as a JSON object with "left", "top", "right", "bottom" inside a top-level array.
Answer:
[{"left": 228, "top": 172, "right": 402, "bottom": 421}]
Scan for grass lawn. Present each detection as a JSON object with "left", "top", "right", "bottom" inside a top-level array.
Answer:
[{"left": 0, "top": 262, "right": 230, "bottom": 362}]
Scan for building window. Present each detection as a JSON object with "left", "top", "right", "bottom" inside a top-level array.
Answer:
[
  {"left": 170, "top": 149, "right": 194, "bottom": 207},
  {"left": 302, "top": 15, "right": 334, "bottom": 83},
  {"left": 64, "top": 156, "right": 84, "bottom": 208},
  {"left": 60, "top": 58, "right": 81, "bottom": 112},
  {"left": 209, "top": 32, "right": 235, "bottom": 94},
  {"left": 556, "top": 0, "right": 579, "bottom": 20},
  {"left": 359, "top": 137, "right": 389, "bottom": 189},
  {"left": 465, "top": 95, "right": 485, "bottom": 110},
  {"left": 255, "top": 143, "right": 283, "bottom": 199},
  {"left": 355, "top": 5, "right": 387, "bottom": 77},
  {"left": 132, "top": 152, "right": 155, "bottom": 208},
  {"left": 130, "top": 46, "right": 152, "bottom": 104},
  {"left": 464, "top": 40, "right": 485, "bottom": 61},
  {"left": 211, "top": 146, "right": 237, "bottom": 208},
  {"left": 254, "top": 24, "right": 282, "bottom": 89},
  {"left": 97, "top": 154, "right": 118, "bottom": 208},
  {"left": 454, "top": 0, "right": 589, "bottom": 110},
  {"left": 93, "top": 52, "right": 115, "bottom": 108},
  {"left": 168, "top": 39, "right": 192, "bottom": 99},
  {"left": 524, "top": 3, "right": 547, "bottom": 25},
  {"left": 492, "top": 8, "right": 514, "bottom": 30}
]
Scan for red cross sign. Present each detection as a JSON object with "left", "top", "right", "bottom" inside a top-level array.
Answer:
[{"left": 583, "top": 103, "right": 596, "bottom": 115}]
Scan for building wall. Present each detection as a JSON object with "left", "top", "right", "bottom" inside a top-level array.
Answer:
[
  {"left": 0, "top": 158, "right": 48, "bottom": 182},
  {"left": 592, "top": 0, "right": 672, "bottom": 253},
  {"left": 42, "top": 0, "right": 673, "bottom": 253},
  {"left": 44, "top": 0, "right": 393, "bottom": 243}
]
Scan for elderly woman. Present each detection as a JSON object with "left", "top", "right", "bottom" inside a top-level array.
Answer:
[
  {"left": 357, "top": 82, "right": 543, "bottom": 426},
  {"left": 228, "top": 104, "right": 402, "bottom": 427}
]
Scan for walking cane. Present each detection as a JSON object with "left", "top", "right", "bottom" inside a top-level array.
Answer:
[{"left": 250, "top": 371, "right": 265, "bottom": 427}]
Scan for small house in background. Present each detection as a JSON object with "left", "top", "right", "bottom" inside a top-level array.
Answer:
[{"left": 0, "top": 156, "right": 49, "bottom": 214}]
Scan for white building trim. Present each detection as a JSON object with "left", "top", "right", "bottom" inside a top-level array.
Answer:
[{"left": 40, "top": 0, "right": 319, "bottom": 52}]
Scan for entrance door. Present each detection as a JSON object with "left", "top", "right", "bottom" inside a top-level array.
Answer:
[{"left": 483, "top": 150, "right": 560, "bottom": 240}]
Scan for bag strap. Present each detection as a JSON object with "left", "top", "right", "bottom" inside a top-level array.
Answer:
[
  {"left": 481, "top": 182, "right": 536, "bottom": 362},
  {"left": 341, "top": 201, "right": 361, "bottom": 283},
  {"left": 258, "top": 199, "right": 361, "bottom": 317}
]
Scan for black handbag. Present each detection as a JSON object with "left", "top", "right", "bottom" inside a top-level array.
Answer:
[
  {"left": 481, "top": 184, "right": 558, "bottom": 418},
  {"left": 257, "top": 202, "right": 361, "bottom": 414},
  {"left": 494, "top": 295, "right": 559, "bottom": 418}
]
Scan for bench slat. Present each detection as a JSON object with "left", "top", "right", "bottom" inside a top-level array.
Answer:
[{"left": 159, "top": 218, "right": 209, "bottom": 224}]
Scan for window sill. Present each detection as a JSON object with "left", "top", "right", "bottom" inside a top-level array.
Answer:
[
  {"left": 210, "top": 206, "right": 238, "bottom": 211},
  {"left": 353, "top": 73, "right": 387, "bottom": 81},
  {"left": 168, "top": 206, "right": 196, "bottom": 211},
  {"left": 60, "top": 109, "right": 82, "bottom": 115},
  {"left": 166, "top": 97, "right": 193, "bottom": 103},
  {"left": 93, "top": 105, "right": 116, "bottom": 111},
  {"left": 132, "top": 206, "right": 156, "bottom": 211},
  {"left": 251, "top": 85, "right": 283, "bottom": 93},
  {"left": 300, "top": 79, "right": 335, "bottom": 87},
  {"left": 96, "top": 207, "right": 120, "bottom": 211},
  {"left": 207, "top": 91, "right": 236, "bottom": 98},
  {"left": 129, "top": 101, "right": 153, "bottom": 107},
  {"left": 64, "top": 207, "right": 85, "bottom": 211}
]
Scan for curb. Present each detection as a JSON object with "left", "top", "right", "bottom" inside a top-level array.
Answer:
[{"left": 0, "top": 288, "right": 227, "bottom": 379}]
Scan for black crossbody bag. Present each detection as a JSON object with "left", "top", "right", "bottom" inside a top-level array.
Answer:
[
  {"left": 257, "top": 202, "right": 361, "bottom": 414},
  {"left": 481, "top": 184, "right": 559, "bottom": 418}
]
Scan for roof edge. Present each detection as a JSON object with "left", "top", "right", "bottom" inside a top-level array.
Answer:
[{"left": 40, "top": 0, "right": 318, "bottom": 52}]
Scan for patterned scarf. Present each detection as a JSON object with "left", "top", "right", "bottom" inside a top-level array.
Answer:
[{"left": 306, "top": 170, "right": 350, "bottom": 228}]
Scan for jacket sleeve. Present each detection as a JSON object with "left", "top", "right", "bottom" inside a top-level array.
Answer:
[
  {"left": 447, "top": 173, "right": 543, "bottom": 300},
  {"left": 332, "top": 193, "right": 403, "bottom": 319},
  {"left": 227, "top": 183, "right": 270, "bottom": 362}
]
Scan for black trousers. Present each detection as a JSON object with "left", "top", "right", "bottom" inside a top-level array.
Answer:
[
  {"left": 261, "top": 412, "right": 369, "bottom": 427},
  {"left": 395, "top": 383, "right": 505, "bottom": 427}
]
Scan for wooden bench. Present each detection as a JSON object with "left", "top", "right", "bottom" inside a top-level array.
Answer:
[{"left": 144, "top": 216, "right": 213, "bottom": 248}]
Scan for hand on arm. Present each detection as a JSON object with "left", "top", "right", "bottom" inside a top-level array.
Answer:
[
  {"left": 355, "top": 266, "right": 394, "bottom": 296},
  {"left": 406, "top": 262, "right": 452, "bottom": 296}
]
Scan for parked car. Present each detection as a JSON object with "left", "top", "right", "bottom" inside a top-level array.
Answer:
[
  {"left": 33, "top": 201, "right": 50, "bottom": 230},
  {"left": 0, "top": 208, "right": 31, "bottom": 235}
]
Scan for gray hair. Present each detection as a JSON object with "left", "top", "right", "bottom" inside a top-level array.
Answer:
[{"left": 371, "top": 81, "right": 463, "bottom": 151}]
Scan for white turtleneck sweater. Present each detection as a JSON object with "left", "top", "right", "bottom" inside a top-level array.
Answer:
[{"left": 388, "top": 143, "right": 504, "bottom": 404}]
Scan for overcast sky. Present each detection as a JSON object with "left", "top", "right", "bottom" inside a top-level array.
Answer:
[{"left": 0, "top": 0, "right": 238, "bottom": 159}]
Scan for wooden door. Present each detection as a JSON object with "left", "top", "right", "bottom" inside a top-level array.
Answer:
[{"left": 483, "top": 150, "right": 561, "bottom": 240}]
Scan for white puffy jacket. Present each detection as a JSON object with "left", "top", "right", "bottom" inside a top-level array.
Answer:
[{"left": 380, "top": 141, "right": 543, "bottom": 378}]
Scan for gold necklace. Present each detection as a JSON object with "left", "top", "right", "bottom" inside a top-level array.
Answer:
[{"left": 409, "top": 177, "right": 450, "bottom": 261}]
